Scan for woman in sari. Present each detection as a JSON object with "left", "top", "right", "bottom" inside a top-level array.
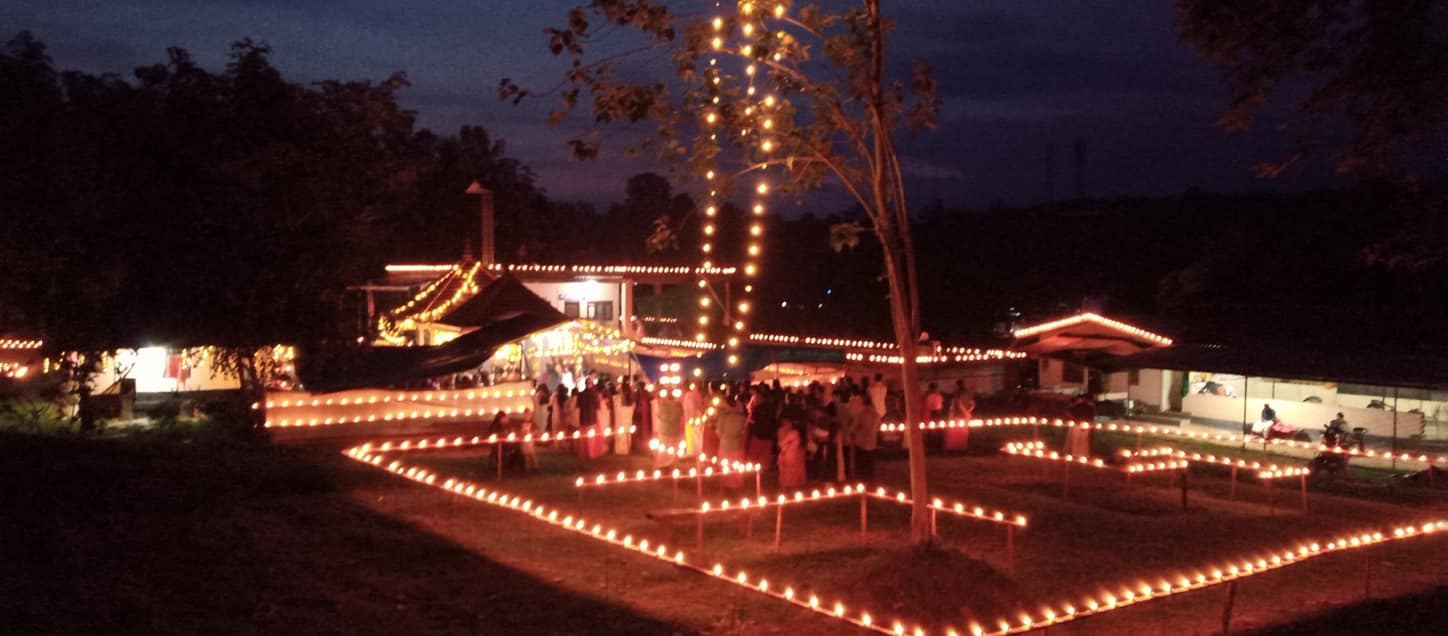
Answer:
[
  {"left": 777, "top": 415, "right": 807, "bottom": 489},
  {"left": 612, "top": 382, "right": 635, "bottom": 454},
  {"left": 945, "top": 380, "right": 974, "bottom": 451},
  {"left": 652, "top": 391, "right": 684, "bottom": 468},
  {"left": 715, "top": 395, "right": 747, "bottom": 489}
]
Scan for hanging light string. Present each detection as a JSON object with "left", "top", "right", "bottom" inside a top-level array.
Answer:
[
  {"left": 694, "top": 2, "right": 728, "bottom": 346},
  {"left": 727, "top": 0, "right": 774, "bottom": 368}
]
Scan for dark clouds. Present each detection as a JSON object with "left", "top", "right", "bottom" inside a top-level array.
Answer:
[{"left": 5, "top": 0, "right": 1344, "bottom": 210}]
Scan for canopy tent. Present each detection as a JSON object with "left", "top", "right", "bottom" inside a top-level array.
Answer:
[{"left": 300, "top": 275, "right": 567, "bottom": 392}]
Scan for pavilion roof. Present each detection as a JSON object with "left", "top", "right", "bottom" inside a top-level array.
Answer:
[{"left": 1011, "top": 312, "right": 1173, "bottom": 357}]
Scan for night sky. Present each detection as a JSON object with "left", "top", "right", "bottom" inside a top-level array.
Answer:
[{"left": 8, "top": 1, "right": 1348, "bottom": 212}]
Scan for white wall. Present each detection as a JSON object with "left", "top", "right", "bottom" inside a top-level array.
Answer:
[
  {"left": 91, "top": 347, "right": 242, "bottom": 394},
  {"left": 1182, "top": 392, "right": 1421, "bottom": 438},
  {"left": 523, "top": 280, "right": 624, "bottom": 324},
  {"left": 1127, "top": 368, "right": 1167, "bottom": 410}
]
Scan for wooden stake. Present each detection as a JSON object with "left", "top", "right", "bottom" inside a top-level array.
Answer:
[
  {"left": 496, "top": 442, "right": 504, "bottom": 480},
  {"left": 930, "top": 508, "right": 938, "bottom": 537},
  {"left": 1363, "top": 545, "right": 1373, "bottom": 599},
  {"left": 1299, "top": 474, "right": 1308, "bottom": 511},
  {"left": 1180, "top": 469, "right": 1189, "bottom": 510},
  {"left": 774, "top": 505, "right": 783, "bottom": 552},
  {"left": 1266, "top": 478, "right": 1274, "bottom": 516},
  {"left": 859, "top": 493, "right": 868, "bottom": 540},
  {"left": 1062, "top": 460, "right": 1071, "bottom": 498},
  {"left": 1221, "top": 580, "right": 1238, "bottom": 635},
  {"left": 755, "top": 471, "right": 762, "bottom": 498},
  {"left": 1006, "top": 525, "right": 1015, "bottom": 576},
  {"left": 1229, "top": 465, "right": 1237, "bottom": 500}
]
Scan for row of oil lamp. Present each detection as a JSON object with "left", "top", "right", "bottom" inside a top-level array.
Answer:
[
  {"left": 343, "top": 438, "right": 918, "bottom": 636},
  {"left": 350, "top": 427, "right": 636, "bottom": 453},
  {"left": 1002, "top": 440, "right": 1188, "bottom": 473},
  {"left": 691, "top": 482, "right": 1028, "bottom": 528},
  {"left": 575, "top": 461, "right": 761, "bottom": 488},
  {"left": 263, "top": 403, "right": 532, "bottom": 428},
  {"left": 345, "top": 408, "right": 1445, "bottom": 636},
  {"left": 255, "top": 387, "right": 529, "bottom": 410},
  {"left": 878, "top": 416, "right": 1447, "bottom": 465}
]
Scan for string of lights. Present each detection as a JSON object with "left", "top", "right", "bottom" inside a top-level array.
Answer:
[
  {"left": 725, "top": 0, "right": 775, "bottom": 369},
  {"left": 1011, "top": 312, "right": 1173, "bottom": 346},
  {"left": 876, "top": 416, "right": 1447, "bottom": 466},
  {"left": 844, "top": 351, "right": 1027, "bottom": 365},
  {"left": 637, "top": 336, "right": 722, "bottom": 351},
  {"left": 575, "top": 461, "right": 761, "bottom": 489},
  {"left": 487, "top": 264, "right": 736, "bottom": 276},
  {"left": 256, "top": 387, "right": 530, "bottom": 410},
  {"left": 691, "top": 483, "right": 1028, "bottom": 529},
  {"left": 353, "top": 427, "right": 636, "bottom": 453},
  {"left": 1119, "top": 447, "right": 1291, "bottom": 473},
  {"left": 966, "top": 521, "right": 1446, "bottom": 636},
  {"left": 263, "top": 402, "right": 533, "bottom": 428},
  {"left": 0, "top": 338, "right": 43, "bottom": 349},
  {"left": 1002, "top": 440, "right": 1188, "bottom": 474}
]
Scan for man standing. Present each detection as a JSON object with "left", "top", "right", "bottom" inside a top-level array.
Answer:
[
  {"left": 923, "top": 382, "right": 945, "bottom": 420},
  {"left": 867, "top": 373, "right": 887, "bottom": 418},
  {"left": 682, "top": 382, "right": 706, "bottom": 454}
]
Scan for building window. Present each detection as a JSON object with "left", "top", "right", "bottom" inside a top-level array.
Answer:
[
  {"left": 588, "top": 301, "right": 614, "bottom": 322},
  {"left": 1062, "top": 361, "right": 1085, "bottom": 383},
  {"left": 1128, "top": 369, "right": 1140, "bottom": 386},
  {"left": 563, "top": 301, "right": 580, "bottom": 318}
]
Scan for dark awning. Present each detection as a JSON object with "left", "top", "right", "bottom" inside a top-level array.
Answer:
[{"left": 300, "top": 275, "right": 566, "bottom": 392}]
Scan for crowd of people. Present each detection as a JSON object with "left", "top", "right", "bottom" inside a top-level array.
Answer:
[{"left": 496, "top": 368, "right": 978, "bottom": 489}]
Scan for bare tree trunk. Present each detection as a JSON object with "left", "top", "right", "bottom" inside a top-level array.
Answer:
[
  {"left": 879, "top": 226, "right": 929, "bottom": 547},
  {"left": 865, "top": 0, "right": 930, "bottom": 548}
]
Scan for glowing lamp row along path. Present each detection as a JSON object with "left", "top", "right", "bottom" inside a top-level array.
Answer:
[
  {"left": 1003, "top": 441, "right": 1188, "bottom": 474},
  {"left": 968, "top": 520, "right": 1446, "bottom": 636},
  {"left": 687, "top": 482, "right": 1026, "bottom": 571},
  {"left": 879, "top": 416, "right": 1448, "bottom": 466},
  {"left": 343, "top": 443, "right": 924, "bottom": 636},
  {"left": 343, "top": 435, "right": 1443, "bottom": 636},
  {"left": 1003, "top": 440, "right": 1191, "bottom": 506},
  {"left": 257, "top": 387, "right": 530, "bottom": 410},
  {"left": 575, "top": 459, "right": 764, "bottom": 503},
  {"left": 354, "top": 427, "right": 636, "bottom": 454},
  {"left": 263, "top": 402, "right": 533, "bottom": 428},
  {"left": 1120, "top": 447, "right": 1311, "bottom": 512}
]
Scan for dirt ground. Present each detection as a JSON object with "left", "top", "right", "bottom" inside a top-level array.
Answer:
[{"left": 3, "top": 427, "right": 1445, "bottom": 635}]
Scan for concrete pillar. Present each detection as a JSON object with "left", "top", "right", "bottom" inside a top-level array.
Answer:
[{"left": 620, "top": 279, "right": 633, "bottom": 336}]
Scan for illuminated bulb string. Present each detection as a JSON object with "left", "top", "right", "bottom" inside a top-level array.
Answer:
[
  {"left": 728, "top": 0, "right": 777, "bottom": 368},
  {"left": 693, "top": 3, "right": 728, "bottom": 348}
]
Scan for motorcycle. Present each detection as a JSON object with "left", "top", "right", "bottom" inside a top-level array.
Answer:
[
  {"left": 1308, "top": 422, "right": 1362, "bottom": 482},
  {"left": 1247, "top": 417, "right": 1312, "bottom": 443}
]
